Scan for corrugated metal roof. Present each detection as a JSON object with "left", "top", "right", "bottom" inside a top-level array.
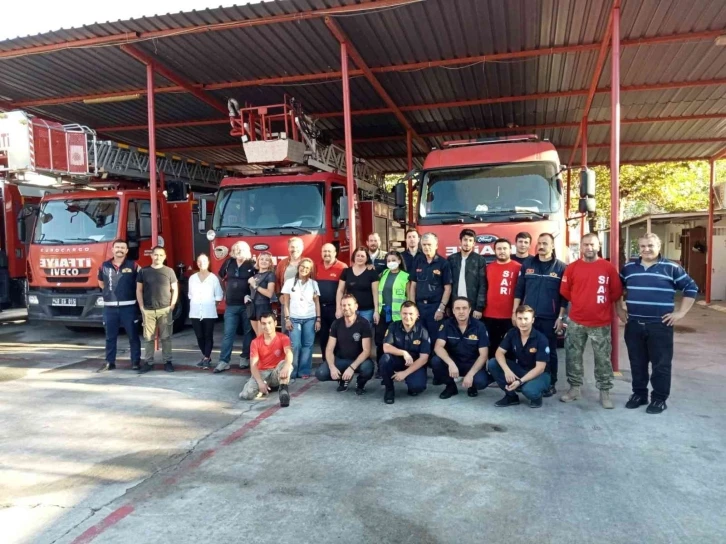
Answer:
[{"left": 0, "top": 0, "right": 725, "bottom": 178}]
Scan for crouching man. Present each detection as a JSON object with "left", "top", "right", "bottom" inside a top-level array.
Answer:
[
  {"left": 487, "top": 305, "right": 550, "bottom": 408},
  {"left": 379, "top": 301, "right": 431, "bottom": 404},
  {"left": 239, "top": 312, "right": 293, "bottom": 407},
  {"left": 430, "top": 296, "right": 492, "bottom": 399}
]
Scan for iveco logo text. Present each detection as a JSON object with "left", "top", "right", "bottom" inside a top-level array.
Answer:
[{"left": 40, "top": 247, "right": 91, "bottom": 253}]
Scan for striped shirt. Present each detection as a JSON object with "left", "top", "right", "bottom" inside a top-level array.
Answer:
[{"left": 619, "top": 256, "right": 698, "bottom": 322}]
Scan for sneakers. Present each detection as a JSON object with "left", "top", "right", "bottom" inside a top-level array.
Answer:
[
  {"left": 164, "top": 362, "right": 175, "bottom": 373},
  {"left": 467, "top": 386, "right": 478, "bottom": 398},
  {"left": 196, "top": 357, "right": 211, "bottom": 369},
  {"left": 384, "top": 389, "right": 395, "bottom": 404},
  {"left": 543, "top": 384, "right": 557, "bottom": 398},
  {"left": 131, "top": 361, "right": 141, "bottom": 371},
  {"left": 529, "top": 397, "right": 543, "bottom": 408},
  {"left": 137, "top": 362, "right": 153, "bottom": 374},
  {"left": 495, "top": 394, "right": 520, "bottom": 407},
  {"left": 279, "top": 385, "right": 290, "bottom": 407},
  {"left": 239, "top": 357, "right": 250, "bottom": 370},
  {"left": 625, "top": 394, "right": 649, "bottom": 409},
  {"left": 439, "top": 384, "right": 458, "bottom": 400},
  {"left": 213, "top": 361, "right": 230, "bottom": 374},
  {"left": 97, "top": 362, "right": 116, "bottom": 373},
  {"left": 646, "top": 399, "right": 667, "bottom": 414},
  {"left": 337, "top": 379, "right": 350, "bottom": 392},
  {"left": 560, "top": 386, "right": 581, "bottom": 403},
  {"left": 407, "top": 390, "right": 419, "bottom": 397},
  {"left": 355, "top": 386, "right": 366, "bottom": 396},
  {"left": 600, "top": 390, "right": 614, "bottom": 409}
]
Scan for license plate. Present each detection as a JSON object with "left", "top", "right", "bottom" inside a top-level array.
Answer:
[{"left": 51, "top": 298, "right": 77, "bottom": 307}]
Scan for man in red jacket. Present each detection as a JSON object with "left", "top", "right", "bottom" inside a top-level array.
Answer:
[{"left": 559, "top": 233, "right": 623, "bottom": 408}]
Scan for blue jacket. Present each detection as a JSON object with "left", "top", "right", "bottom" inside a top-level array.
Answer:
[
  {"left": 97, "top": 259, "right": 138, "bottom": 305},
  {"left": 514, "top": 255, "right": 568, "bottom": 320}
]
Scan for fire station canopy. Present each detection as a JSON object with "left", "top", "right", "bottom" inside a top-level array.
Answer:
[{"left": 1, "top": 0, "right": 726, "bottom": 177}]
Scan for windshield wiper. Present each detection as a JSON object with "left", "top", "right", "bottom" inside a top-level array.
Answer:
[
  {"left": 64, "top": 237, "right": 98, "bottom": 243},
  {"left": 36, "top": 238, "right": 65, "bottom": 245},
  {"left": 217, "top": 225, "right": 257, "bottom": 235},
  {"left": 427, "top": 211, "right": 482, "bottom": 223},
  {"left": 503, "top": 209, "right": 548, "bottom": 220},
  {"left": 258, "top": 225, "right": 313, "bottom": 235}
]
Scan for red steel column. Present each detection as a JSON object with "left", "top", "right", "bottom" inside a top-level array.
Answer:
[
  {"left": 581, "top": 118, "right": 588, "bottom": 167},
  {"left": 341, "top": 42, "right": 357, "bottom": 248},
  {"left": 406, "top": 130, "right": 413, "bottom": 224},
  {"left": 609, "top": 5, "right": 621, "bottom": 372},
  {"left": 147, "top": 63, "right": 159, "bottom": 247},
  {"left": 706, "top": 159, "right": 716, "bottom": 303},
  {"left": 565, "top": 169, "right": 571, "bottom": 247}
]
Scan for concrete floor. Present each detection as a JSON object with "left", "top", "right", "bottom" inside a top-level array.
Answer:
[{"left": 0, "top": 308, "right": 725, "bottom": 544}]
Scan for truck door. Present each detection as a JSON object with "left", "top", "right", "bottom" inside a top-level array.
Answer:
[
  {"left": 3, "top": 184, "right": 37, "bottom": 279},
  {"left": 126, "top": 199, "right": 155, "bottom": 266}
]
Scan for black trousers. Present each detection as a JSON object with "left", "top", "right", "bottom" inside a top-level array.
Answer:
[
  {"left": 534, "top": 318, "right": 559, "bottom": 385},
  {"left": 191, "top": 318, "right": 216, "bottom": 358},
  {"left": 483, "top": 317, "right": 513, "bottom": 355},
  {"left": 624, "top": 320, "right": 674, "bottom": 401},
  {"left": 374, "top": 310, "right": 390, "bottom": 366},
  {"left": 318, "top": 304, "right": 337, "bottom": 357}
]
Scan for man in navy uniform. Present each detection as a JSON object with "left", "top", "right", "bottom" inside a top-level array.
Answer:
[
  {"left": 410, "top": 232, "right": 452, "bottom": 347},
  {"left": 97, "top": 239, "right": 141, "bottom": 372},
  {"left": 379, "top": 301, "right": 430, "bottom": 404},
  {"left": 402, "top": 229, "right": 421, "bottom": 273},
  {"left": 431, "top": 296, "right": 492, "bottom": 399},
  {"left": 488, "top": 305, "right": 551, "bottom": 408}
]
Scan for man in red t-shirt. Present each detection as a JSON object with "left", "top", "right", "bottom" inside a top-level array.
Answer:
[
  {"left": 315, "top": 243, "right": 348, "bottom": 356},
  {"left": 559, "top": 233, "right": 623, "bottom": 408},
  {"left": 483, "top": 239, "right": 521, "bottom": 354},
  {"left": 239, "top": 312, "right": 294, "bottom": 406}
]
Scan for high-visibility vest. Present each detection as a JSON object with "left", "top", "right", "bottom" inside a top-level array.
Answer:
[{"left": 378, "top": 269, "right": 409, "bottom": 321}]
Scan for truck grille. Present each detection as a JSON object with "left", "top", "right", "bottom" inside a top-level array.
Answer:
[{"left": 52, "top": 307, "right": 84, "bottom": 317}]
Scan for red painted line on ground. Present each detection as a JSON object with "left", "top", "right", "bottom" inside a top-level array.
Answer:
[
  {"left": 69, "top": 378, "right": 318, "bottom": 543},
  {"left": 71, "top": 505, "right": 135, "bottom": 544}
]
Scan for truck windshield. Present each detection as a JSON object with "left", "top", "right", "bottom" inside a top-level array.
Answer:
[
  {"left": 213, "top": 183, "right": 324, "bottom": 233},
  {"left": 33, "top": 198, "right": 119, "bottom": 244},
  {"left": 419, "top": 162, "right": 560, "bottom": 224}
]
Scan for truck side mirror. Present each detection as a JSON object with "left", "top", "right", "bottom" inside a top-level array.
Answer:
[
  {"left": 392, "top": 208, "right": 406, "bottom": 222},
  {"left": 197, "top": 220, "right": 206, "bottom": 233},
  {"left": 128, "top": 239, "right": 140, "bottom": 261},
  {"left": 580, "top": 168, "right": 596, "bottom": 198},
  {"left": 578, "top": 197, "right": 596, "bottom": 214},
  {"left": 394, "top": 183, "right": 407, "bottom": 208},
  {"left": 340, "top": 196, "right": 349, "bottom": 221},
  {"left": 556, "top": 176, "right": 563, "bottom": 194},
  {"left": 17, "top": 218, "right": 26, "bottom": 243},
  {"left": 16, "top": 205, "right": 37, "bottom": 243}
]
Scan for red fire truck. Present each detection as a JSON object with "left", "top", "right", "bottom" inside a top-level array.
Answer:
[
  {"left": 0, "top": 110, "right": 221, "bottom": 329},
  {"left": 393, "top": 135, "right": 595, "bottom": 262},
  {"left": 207, "top": 98, "right": 402, "bottom": 274}
]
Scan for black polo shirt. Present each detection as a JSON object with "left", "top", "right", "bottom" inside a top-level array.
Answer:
[
  {"left": 330, "top": 316, "right": 372, "bottom": 361},
  {"left": 219, "top": 258, "right": 256, "bottom": 306},
  {"left": 402, "top": 250, "right": 421, "bottom": 274},
  {"left": 412, "top": 253, "right": 452, "bottom": 305},
  {"left": 436, "top": 317, "right": 489, "bottom": 366},
  {"left": 383, "top": 320, "right": 431, "bottom": 359},
  {"left": 98, "top": 258, "right": 137, "bottom": 304},
  {"left": 499, "top": 328, "right": 550, "bottom": 371}
]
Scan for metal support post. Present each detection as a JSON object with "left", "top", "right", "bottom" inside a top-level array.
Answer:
[
  {"left": 609, "top": 5, "right": 621, "bottom": 373},
  {"left": 406, "top": 130, "right": 413, "bottom": 225},
  {"left": 706, "top": 159, "right": 716, "bottom": 303},
  {"left": 565, "top": 169, "right": 571, "bottom": 248},
  {"left": 581, "top": 118, "right": 588, "bottom": 168},
  {"left": 147, "top": 63, "right": 159, "bottom": 247},
  {"left": 341, "top": 42, "right": 357, "bottom": 248}
]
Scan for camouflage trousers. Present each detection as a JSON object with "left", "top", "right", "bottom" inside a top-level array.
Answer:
[{"left": 565, "top": 319, "right": 613, "bottom": 391}]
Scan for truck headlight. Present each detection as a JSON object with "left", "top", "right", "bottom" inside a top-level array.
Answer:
[
  {"left": 28, "top": 295, "right": 39, "bottom": 305},
  {"left": 96, "top": 297, "right": 105, "bottom": 307}
]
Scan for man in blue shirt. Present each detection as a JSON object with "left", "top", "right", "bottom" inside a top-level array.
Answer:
[
  {"left": 487, "top": 305, "right": 551, "bottom": 408},
  {"left": 431, "top": 296, "right": 492, "bottom": 399},
  {"left": 618, "top": 233, "right": 697, "bottom": 414},
  {"left": 402, "top": 229, "right": 421, "bottom": 273},
  {"left": 410, "top": 232, "right": 452, "bottom": 353},
  {"left": 512, "top": 232, "right": 567, "bottom": 397}
]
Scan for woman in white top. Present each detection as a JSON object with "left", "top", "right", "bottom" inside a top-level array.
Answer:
[
  {"left": 188, "top": 253, "right": 223, "bottom": 369},
  {"left": 281, "top": 258, "right": 321, "bottom": 379}
]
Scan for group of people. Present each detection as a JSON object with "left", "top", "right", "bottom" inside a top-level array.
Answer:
[{"left": 98, "top": 227, "right": 696, "bottom": 416}]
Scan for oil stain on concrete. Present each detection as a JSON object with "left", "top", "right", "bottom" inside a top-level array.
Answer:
[{"left": 385, "top": 414, "right": 506, "bottom": 440}]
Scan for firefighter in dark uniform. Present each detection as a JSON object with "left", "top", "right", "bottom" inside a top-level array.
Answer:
[
  {"left": 97, "top": 239, "right": 141, "bottom": 372},
  {"left": 410, "top": 232, "right": 452, "bottom": 350},
  {"left": 379, "top": 301, "right": 431, "bottom": 404},
  {"left": 431, "top": 296, "right": 492, "bottom": 399}
]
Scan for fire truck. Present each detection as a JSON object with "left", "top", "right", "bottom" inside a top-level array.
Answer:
[
  {"left": 0, "top": 110, "right": 221, "bottom": 330},
  {"left": 393, "top": 135, "right": 595, "bottom": 262},
  {"left": 207, "top": 98, "right": 403, "bottom": 273}
]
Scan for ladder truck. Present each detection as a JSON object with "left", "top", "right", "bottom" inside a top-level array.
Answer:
[
  {"left": 0, "top": 110, "right": 222, "bottom": 330},
  {"left": 207, "top": 97, "right": 404, "bottom": 271}
]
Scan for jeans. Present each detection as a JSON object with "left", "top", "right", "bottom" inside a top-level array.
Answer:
[
  {"left": 290, "top": 317, "right": 316, "bottom": 377},
  {"left": 483, "top": 317, "right": 513, "bottom": 355},
  {"left": 317, "top": 304, "right": 337, "bottom": 357},
  {"left": 430, "top": 354, "right": 493, "bottom": 390},
  {"left": 191, "top": 317, "right": 216, "bottom": 359},
  {"left": 534, "top": 318, "right": 559, "bottom": 385},
  {"left": 624, "top": 320, "right": 674, "bottom": 401},
  {"left": 315, "top": 356, "right": 374, "bottom": 388},
  {"left": 357, "top": 309, "right": 374, "bottom": 325},
  {"left": 239, "top": 360, "right": 290, "bottom": 400},
  {"left": 142, "top": 307, "right": 173, "bottom": 363},
  {"left": 487, "top": 358, "right": 551, "bottom": 401},
  {"left": 103, "top": 305, "right": 141, "bottom": 364},
  {"left": 379, "top": 353, "right": 427, "bottom": 393},
  {"left": 219, "top": 305, "right": 252, "bottom": 364},
  {"left": 565, "top": 320, "right": 613, "bottom": 390}
]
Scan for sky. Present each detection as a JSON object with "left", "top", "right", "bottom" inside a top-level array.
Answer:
[{"left": 1, "top": 1, "right": 251, "bottom": 41}]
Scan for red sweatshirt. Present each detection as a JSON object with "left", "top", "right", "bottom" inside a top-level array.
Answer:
[
  {"left": 560, "top": 258, "right": 623, "bottom": 327},
  {"left": 484, "top": 260, "right": 522, "bottom": 319}
]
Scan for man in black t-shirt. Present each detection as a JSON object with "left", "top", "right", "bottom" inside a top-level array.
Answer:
[
  {"left": 315, "top": 293, "right": 374, "bottom": 394},
  {"left": 136, "top": 246, "right": 178, "bottom": 373}
]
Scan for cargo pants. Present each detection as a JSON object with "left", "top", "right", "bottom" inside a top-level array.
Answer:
[{"left": 564, "top": 319, "right": 613, "bottom": 391}]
